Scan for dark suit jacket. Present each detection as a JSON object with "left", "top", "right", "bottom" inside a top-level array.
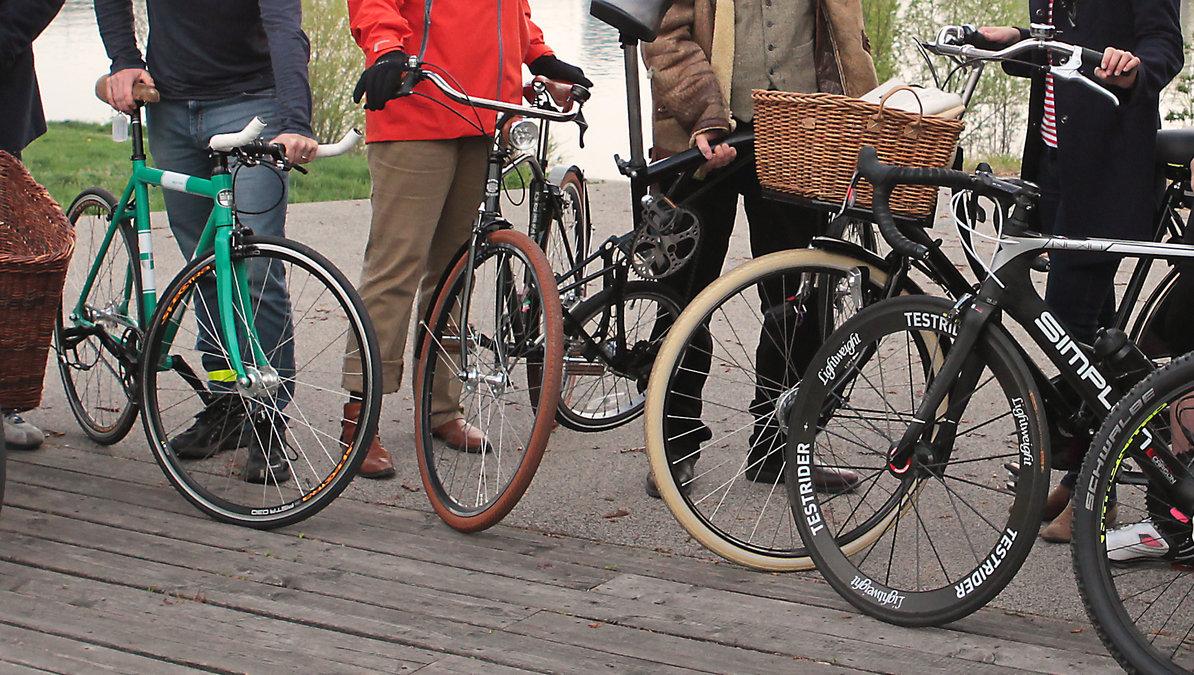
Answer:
[
  {"left": 0, "top": 0, "right": 66, "bottom": 155},
  {"left": 1010, "top": 0, "right": 1183, "bottom": 241}
]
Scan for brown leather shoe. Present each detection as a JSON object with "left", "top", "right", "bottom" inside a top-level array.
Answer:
[
  {"left": 1043, "top": 484, "right": 1072, "bottom": 522},
  {"left": 1040, "top": 502, "right": 1074, "bottom": 543},
  {"left": 432, "top": 418, "right": 490, "bottom": 453},
  {"left": 342, "top": 402, "right": 394, "bottom": 480}
]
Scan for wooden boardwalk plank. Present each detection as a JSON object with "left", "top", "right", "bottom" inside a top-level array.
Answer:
[
  {"left": 0, "top": 621, "right": 193, "bottom": 674},
  {"left": 5, "top": 476, "right": 1092, "bottom": 674},
  {"left": 0, "top": 561, "right": 432, "bottom": 672},
  {"left": 2, "top": 447, "right": 1118, "bottom": 673}
]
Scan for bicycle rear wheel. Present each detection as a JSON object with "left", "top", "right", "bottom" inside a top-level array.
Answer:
[
  {"left": 140, "top": 236, "right": 381, "bottom": 528},
  {"left": 787, "top": 295, "right": 1048, "bottom": 625},
  {"left": 1074, "top": 354, "right": 1194, "bottom": 674},
  {"left": 557, "top": 281, "right": 681, "bottom": 433},
  {"left": 544, "top": 167, "right": 590, "bottom": 304},
  {"left": 414, "top": 228, "right": 563, "bottom": 532},
  {"left": 56, "top": 188, "right": 141, "bottom": 444}
]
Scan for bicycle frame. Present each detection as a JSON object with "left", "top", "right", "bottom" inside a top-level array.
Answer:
[
  {"left": 67, "top": 108, "right": 268, "bottom": 386},
  {"left": 888, "top": 233, "right": 1194, "bottom": 512}
]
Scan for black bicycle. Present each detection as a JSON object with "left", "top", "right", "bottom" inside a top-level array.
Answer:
[
  {"left": 641, "top": 22, "right": 1192, "bottom": 572},
  {"left": 783, "top": 47, "right": 1194, "bottom": 626}
]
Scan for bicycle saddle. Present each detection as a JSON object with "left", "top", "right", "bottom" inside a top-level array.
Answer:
[
  {"left": 590, "top": 0, "right": 674, "bottom": 42},
  {"left": 1156, "top": 128, "right": 1194, "bottom": 168}
]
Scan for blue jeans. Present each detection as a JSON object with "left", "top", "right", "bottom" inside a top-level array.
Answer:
[{"left": 147, "top": 91, "right": 295, "bottom": 408}]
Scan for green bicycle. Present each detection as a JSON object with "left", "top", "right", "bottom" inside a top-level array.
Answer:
[{"left": 55, "top": 79, "right": 381, "bottom": 528}]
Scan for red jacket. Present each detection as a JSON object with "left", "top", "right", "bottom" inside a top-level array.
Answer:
[{"left": 348, "top": 0, "right": 553, "bottom": 142}]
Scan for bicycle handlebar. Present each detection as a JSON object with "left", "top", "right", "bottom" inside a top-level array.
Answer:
[
  {"left": 856, "top": 146, "right": 1030, "bottom": 259},
  {"left": 922, "top": 25, "right": 1119, "bottom": 107},
  {"left": 208, "top": 118, "right": 362, "bottom": 162},
  {"left": 384, "top": 56, "right": 587, "bottom": 124}
]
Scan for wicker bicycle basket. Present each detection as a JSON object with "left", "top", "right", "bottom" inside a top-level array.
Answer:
[
  {"left": 753, "top": 88, "right": 965, "bottom": 219},
  {"left": 0, "top": 151, "right": 75, "bottom": 411}
]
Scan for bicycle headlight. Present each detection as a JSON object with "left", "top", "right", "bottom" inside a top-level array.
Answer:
[{"left": 508, "top": 119, "right": 540, "bottom": 154}]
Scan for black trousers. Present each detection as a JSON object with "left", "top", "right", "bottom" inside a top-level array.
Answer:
[
  {"left": 1038, "top": 147, "right": 1120, "bottom": 345},
  {"left": 659, "top": 157, "right": 825, "bottom": 463}
]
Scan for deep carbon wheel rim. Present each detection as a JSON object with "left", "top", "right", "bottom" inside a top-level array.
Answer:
[{"left": 787, "top": 297, "right": 1046, "bottom": 623}]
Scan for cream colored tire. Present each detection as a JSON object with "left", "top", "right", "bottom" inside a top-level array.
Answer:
[{"left": 644, "top": 248, "right": 931, "bottom": 571}]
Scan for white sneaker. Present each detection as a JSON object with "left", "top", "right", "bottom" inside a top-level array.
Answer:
[
  {"left": 3, "top": 410, "right": 45, "bottom": 451},
  {"left": 1105, "top": 518, "right": 1194, "bottom": 564}
]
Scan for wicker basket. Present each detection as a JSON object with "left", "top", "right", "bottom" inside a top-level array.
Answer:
[
  {"left": 754, "top": 87, "right": 965, "bottom": 219},
  {"left": 0, "top": 151, "right": 75, "bottom": 411}
]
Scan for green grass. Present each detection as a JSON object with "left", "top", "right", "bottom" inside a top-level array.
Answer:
[{"left": 22, "top": 121, "right": 370, "bottom": 211}]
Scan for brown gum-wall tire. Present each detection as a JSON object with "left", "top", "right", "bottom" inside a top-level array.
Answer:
[{"left": 413, "top": 228, "right": 564, "bottom": 533}]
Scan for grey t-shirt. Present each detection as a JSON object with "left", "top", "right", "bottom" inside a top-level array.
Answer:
[
  {"left": 94, "top": 0, "right": 313, "bottom": 137},
  {"left": 730, "top": 0, "right": 818, "bottom": 121}
]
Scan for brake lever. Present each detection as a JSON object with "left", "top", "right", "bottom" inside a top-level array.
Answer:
[
  {"left": 575, "top": 109, "right": 589, "bottom": 149},
  {"left": 1052, "top": 45, "right": 1120, "bottom": 107}
]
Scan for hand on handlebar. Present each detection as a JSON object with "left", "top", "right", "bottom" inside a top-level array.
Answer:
[
  {"left": 352, "top": 51, "right": 412, "bottom": 111},
  {"left": 528, "top": 55, "right": 593, "bottom": 89},
  {"left": 976, "top": 26, "right": 1021, "bottom": 47},
  {"left": 270, "top": 133, "right": 319, "bottom": 165},
  {"left": 107, "top": 68, "right": 156, "bottom": 114},
  {"left": 695, "top": 131, "right": 737, "bottom": 173},
  {"left": 1094, "top": 47, "right": 1141, "bottom": 89}
]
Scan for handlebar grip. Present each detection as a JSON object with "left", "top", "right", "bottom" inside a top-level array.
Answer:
[
  {"left": 209, "top": 117, "right": 269, "bottom": 152},
  {"left": 872, "top": 186, "right": 930, "bottom": 260},
  {"left": 1080, "top": 46, "right": 1105, "bottom": 70}
]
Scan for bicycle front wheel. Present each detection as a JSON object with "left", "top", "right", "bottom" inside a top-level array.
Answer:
[
  {"left": 1074, "top": 354, "right": 1194, "bottom": 674},
  {"left": 140, "top": 236, "right": 382, "bottom": 529},
  {"left": 643, "top": 248, "right": 897, "bottom": 571},
  {"left": 787, "top": 295, "right": 1048, "bottom": 626},
  {"left": 414, "top": 228, "right": 563, "bottom": 532},
  {"left": 56, "top": 188, "right": 141, "bottom": 444}
]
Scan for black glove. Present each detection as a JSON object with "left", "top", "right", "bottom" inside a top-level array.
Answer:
[
  {"left": 528, "top": 55, "right": 593, "bottom": 89},
  {"left": 352, "top": 51, "right": 411, "bottom": 111}
]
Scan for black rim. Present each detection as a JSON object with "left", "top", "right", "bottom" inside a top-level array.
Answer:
[
  {"left": 787, "top": 296, "right": 1046, "bottom": 623},
  {"left": 419, "top": 238, "right": 551, "bottom": 518},
  {"left": 142, "top": 241, "right": 374, "bottom": 523},
  {"left": 1076, "top": 365, "right": 1194, "bottom": 673}
]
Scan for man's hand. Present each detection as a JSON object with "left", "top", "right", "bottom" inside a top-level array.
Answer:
[
  {"left": 977, "top": 26, "right": 1021, "bottom": 45},
  {"left": 107, "top": 68, "right": 155, "bottom": 114},
  {"left": 352, "top": 51, "right": 411, "bottom": 111},
  {"left": 528, "top": 55, "right": 593, "bottom": 88},
  {"left": 271, "top": 133, "right": 319, "bottom": 165},
  {"left": 695, "top": 132, "right": 737, "bottom": 173},
  {"left": 1095, "top": 47, "right": 1141, "bottom": 89}
]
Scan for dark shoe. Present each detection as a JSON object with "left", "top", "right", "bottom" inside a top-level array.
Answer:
[
  {"left": 744, "top": 462, "right": 862, "bottom": 493},
  {"left": 646, "top": 458, "right": 695, "bottom": 499},
  {"left": 170, "top": 395, "right": 251, "bottom": 460},
  {"left": 3, "top": 410, "right": 45, "bottom": 451},
  {"left": 241, "top": 415, "right": 293, "bottom": 484},
  {"left": 342, "top": 401, "right": 394, "bottom": 480},
  {"left": 1043, "top": 484, "right": 1072, "bottom": 522},
  {"left": 811, "top": 466, "right": 862, "bottom": 493},
  {"left": 432, "top": 418, "right": 490, "bottom": 453}
]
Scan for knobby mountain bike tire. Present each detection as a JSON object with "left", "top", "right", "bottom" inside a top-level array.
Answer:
[{"left": 1074, "top": 353, "right": 1194, "bottom": 674}]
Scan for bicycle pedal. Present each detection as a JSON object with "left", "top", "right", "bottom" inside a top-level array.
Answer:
[{"left": 564, "top": 358, "right": 606, "bottom": 377}]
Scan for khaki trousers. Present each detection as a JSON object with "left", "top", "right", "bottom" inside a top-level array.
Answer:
[{"left": 342, "top": 137, "right": 488, "bottom": 427}]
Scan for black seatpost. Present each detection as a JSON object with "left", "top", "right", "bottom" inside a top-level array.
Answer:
[{"left": 130, "top": 107, "right": 147, "bottom": 162}]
